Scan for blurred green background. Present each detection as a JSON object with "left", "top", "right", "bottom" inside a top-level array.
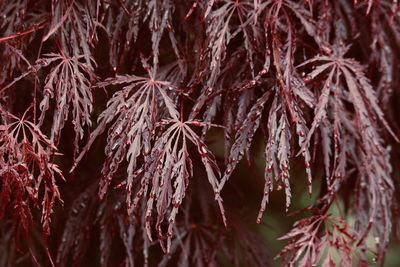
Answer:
[{"left": 207, "top": 127, "right": 400, "bottom": 267}]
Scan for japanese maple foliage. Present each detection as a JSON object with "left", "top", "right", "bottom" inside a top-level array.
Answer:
[{"left": 1, "top": 0, "right": 400, "bottom": 266}]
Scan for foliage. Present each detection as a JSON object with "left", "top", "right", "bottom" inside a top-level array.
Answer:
[{"left": 1, "top": 0, "right": 400, "bottom": 266}]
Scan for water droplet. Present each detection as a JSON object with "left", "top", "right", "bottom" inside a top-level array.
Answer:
[
  {"left": 114, "top": 203, "right": 121, "bottom": 210},
  {"left": 277, "top": 183, "right": 282, "bottom": 191},
  {"left": 267, "top": 166, "right": 272, "bottom": 173},
  {"left": 201, "top": 145, "right": 207, "bottom": 155}
]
